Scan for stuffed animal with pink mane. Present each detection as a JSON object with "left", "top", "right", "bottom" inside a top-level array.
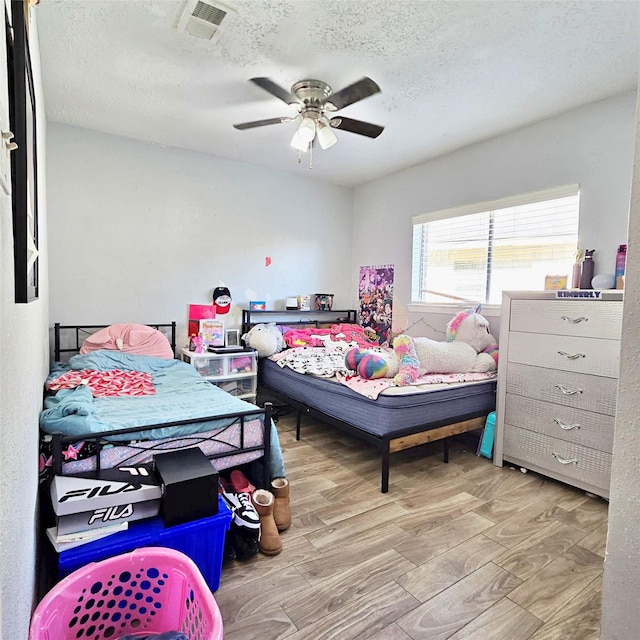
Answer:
[{"left": 345, "top": 307, "right": 498, "bottom": 386}]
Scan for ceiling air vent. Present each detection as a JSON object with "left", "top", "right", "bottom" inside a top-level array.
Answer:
[{"left": 176, "top": 0, "right": 236, "bottom": 42}]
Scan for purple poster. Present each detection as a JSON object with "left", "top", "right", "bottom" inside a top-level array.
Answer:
[{"left": 358, "top": 264, "right": 394, "bottom": 345}]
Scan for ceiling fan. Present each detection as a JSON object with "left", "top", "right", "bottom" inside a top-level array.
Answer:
[{"left": 233, "top": 77, "right": 384, "bottom": 156}]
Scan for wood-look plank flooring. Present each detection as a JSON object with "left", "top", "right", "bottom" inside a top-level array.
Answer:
[{"left": 216, "top": 411, "right": 608, "bottom": 640}]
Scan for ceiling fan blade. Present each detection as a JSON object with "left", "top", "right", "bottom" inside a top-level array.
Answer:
[
  {"left": 330, "top": 116, "right": 384, "bottom": 138},
  {"left": 233, "top": 117, "right": 292, "bottom": 130},
  {"left": 325, "top": 77, "right": 381, "bottom": 111},
  {"left": 249, "top": 77, "right": 298, "bottom": 105}
]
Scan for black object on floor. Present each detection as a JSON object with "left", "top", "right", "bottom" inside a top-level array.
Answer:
[
  {"left": 153, "top": 448, "right": 219, "bottom": 527},
  {"left": 228, "top": 525, "right": 259, "bottom": 560}
]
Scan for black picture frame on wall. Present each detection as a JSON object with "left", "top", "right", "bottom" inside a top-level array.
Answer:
[{"left": 8, "top": 0, "right": 39, "bottom": 303}]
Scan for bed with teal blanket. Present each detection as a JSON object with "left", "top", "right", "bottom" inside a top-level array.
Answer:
[{"left": 40, "top": 342, "right": 273, "bottom": 487}]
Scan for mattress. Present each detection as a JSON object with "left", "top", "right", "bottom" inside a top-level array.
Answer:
[
  {"left": 40, "top": 351, "right": 263, "bottom": 441},
  {"left": 259, "top": 358, "right": 497, "bottom": 439}
]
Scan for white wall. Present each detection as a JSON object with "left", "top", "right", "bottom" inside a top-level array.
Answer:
[
  {"left": 352, "top": 91, "right": 637, "bottom": 340},
  {"left": 46, "top": 125, "right": 354, "bottom": 347},
  {"left": 0, "top": 12, "right": 49, "bottom": 640},
  {"left": 601, "top": 91, "right": 640, "bottom": 639},
  {"left": 350, "top": 89, "right": 640, "bottom": 635}
]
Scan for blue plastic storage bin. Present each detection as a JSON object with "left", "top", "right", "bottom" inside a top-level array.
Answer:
[{"left": 57, "top": 495, "right": 232, "bottom": 591}]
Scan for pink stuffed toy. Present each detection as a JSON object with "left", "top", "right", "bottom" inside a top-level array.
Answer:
[
  {"left": 345, "top": 307, "right": 498, "bottom": 386},
  {"left": 193, "top": 335, "right": 205, "bottom": 354}
]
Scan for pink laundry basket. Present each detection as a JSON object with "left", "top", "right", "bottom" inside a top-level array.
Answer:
[{"left": 29, "top": 547, "right": 223, "bottom": 640}]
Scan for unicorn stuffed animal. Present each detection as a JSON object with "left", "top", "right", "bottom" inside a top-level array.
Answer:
[{"left": 345, "top": 308, "right": 498, "bottom": 386}]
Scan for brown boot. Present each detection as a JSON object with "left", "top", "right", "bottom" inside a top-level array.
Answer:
[
  {"left": 271, "top": 477, "right": 291, "bottom": 531},
  {"left": 251, "top": 490, "right": 282, "bottom": 556}
]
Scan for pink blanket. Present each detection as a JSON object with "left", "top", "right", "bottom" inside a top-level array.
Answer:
[
  {"left": 47, "top": 369, "right": 155, "bottom": 397},
  {"left": 336, "top": 370, "right": 497, "bottom": 400},
  {"left": 80, "top": 323, "right": 174, "bottom": 359},
  {"left": 283, "top": 323, "right": 379, "bottom": 349}
]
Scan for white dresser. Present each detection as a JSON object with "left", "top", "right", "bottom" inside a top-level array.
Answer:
[{"left": 494, "top": 290, "right": 623, "bottom": 498}]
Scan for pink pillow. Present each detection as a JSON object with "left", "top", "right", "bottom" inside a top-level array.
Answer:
[{"left": 80, "top": 324, "right": 174, "bottom": 359}]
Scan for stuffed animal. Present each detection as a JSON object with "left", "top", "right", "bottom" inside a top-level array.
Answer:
[
  {"left": 242, "top": 323, "right": 285, "bottom": 358},
  {"left": 345, "top": 308, "right": 499, "bottom": 386}
]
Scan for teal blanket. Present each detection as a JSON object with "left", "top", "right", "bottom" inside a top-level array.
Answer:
[{"left": 40, "top": 351, "right": 261, "bottom": 441}]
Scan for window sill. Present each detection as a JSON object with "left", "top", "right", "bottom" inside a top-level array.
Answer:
[{"left": 407, "top": 303, "right": 502, "bottom": 318}]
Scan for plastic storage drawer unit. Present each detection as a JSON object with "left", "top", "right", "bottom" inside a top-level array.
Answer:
[{"left": 57, "top": 495, "right": 232, "bottom": 591}]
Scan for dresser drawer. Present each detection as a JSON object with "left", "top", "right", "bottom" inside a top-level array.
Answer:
[
  {"left": 506, "top": 363, "right": 618, "bottom": 415},
  {"left": 503, "top": 425, "right": 611, "bottom": 493},
  {"left": 507, "top": 332, "right": 620, "bottom": 378},
  {"left": 509, "top": 300, "right": 622, "bottom": 339},
  {"left": 504, "top": 394, "right": 615, "bottom": 452}
]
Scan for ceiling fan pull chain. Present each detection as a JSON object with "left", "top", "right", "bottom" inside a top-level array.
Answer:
[
  {"left": 309, "top": 143, "right": 313, "bottom": 169},
  {"left": 297, "top": 150, "right": 302, "bottom": 164}
]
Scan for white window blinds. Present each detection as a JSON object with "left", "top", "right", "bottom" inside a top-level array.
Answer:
[{"left": 412, "top": 185, "right": 580, "bottom": 305}]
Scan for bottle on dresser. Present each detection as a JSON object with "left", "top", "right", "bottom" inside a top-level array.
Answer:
[
  {"left": 579, "top": 249, "right": 595, "bottom": 289},
  {"left": 571, "top": 248, "right": 582, "bottom": 289},
  {"left": 615, "top": 244, "right": 627, "bottom": 289}
]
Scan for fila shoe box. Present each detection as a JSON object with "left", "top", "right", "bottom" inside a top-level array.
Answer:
[
  {"left": 50, "top": 465, "right": 161, "bottom": 535},
  {"left": 57, "top": 495, "right": 232, "bottom": 592}
]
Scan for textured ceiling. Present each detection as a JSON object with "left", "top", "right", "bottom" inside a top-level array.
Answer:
[{"left": 36, "top": 0, "right": 640, "bottom": 186}]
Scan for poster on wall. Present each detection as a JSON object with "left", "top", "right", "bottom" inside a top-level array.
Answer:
[{"left": 358, "top": 264, "right": 394, "bottom": 344}]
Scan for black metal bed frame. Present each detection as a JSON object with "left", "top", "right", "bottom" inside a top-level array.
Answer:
[
  {"left": 48, "top": 322, "right": 272, "bottom": 488},
  {"left": 261, "top": 382, "right": 491, "bottom": 494},
  {"left": 242, "top": 312, "right": 493, "bottom": 493},
  {"left": 48, "top": 404, "right": 273, "bottom": 489}
]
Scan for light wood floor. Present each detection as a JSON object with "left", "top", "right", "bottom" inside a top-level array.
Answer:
[{"left": 216, "top": 411, "right": 608, "bottom": 640}]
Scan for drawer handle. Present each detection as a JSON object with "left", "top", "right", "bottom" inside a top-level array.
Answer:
[
  {"left": 558, "top": 351, "right": 586, "bottom": 360},
  {"left": 552, "top": 453, "right": 578, "bottom": 465},
  {"left": 554, "top": 418, "right": 581, "bottom": 430},
  {"left": 555, "top": 384, "right": 584, "bottom": 395},
  {"left": 560, "top": 315, "right": 588, "bottom": 324}
]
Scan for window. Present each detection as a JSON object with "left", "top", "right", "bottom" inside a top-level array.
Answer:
[{"left": 412, "top": 185, "right": 580, "bottom": 305}]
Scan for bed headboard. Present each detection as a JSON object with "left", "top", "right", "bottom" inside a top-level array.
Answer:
[
  {"left": 241, "top": 308, "right": 358, "bottom": 335},
  {"left": 53, "top": 322, "right": 177, "bottom": 361}
]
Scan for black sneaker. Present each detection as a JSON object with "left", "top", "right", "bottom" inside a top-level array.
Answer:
[
  {"left": 229, "top": 525, "right": 260, "bottom": 560},
  {"left": 220, "top": 486, "right": 261, "bottom": 531}
]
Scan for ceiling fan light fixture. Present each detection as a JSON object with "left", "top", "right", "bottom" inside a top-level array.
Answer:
[
  {"left": 234, "top": 76, "right": 385, "bottom": 164},
  {"left": 317, "top": 122, "right": 338, "bottom": 149},
  {"left": 297, "top": 117, "right": 317, "bottom": 143},
  {"left": 290, "top": 130, "right": 309, "bottom": 152}
]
